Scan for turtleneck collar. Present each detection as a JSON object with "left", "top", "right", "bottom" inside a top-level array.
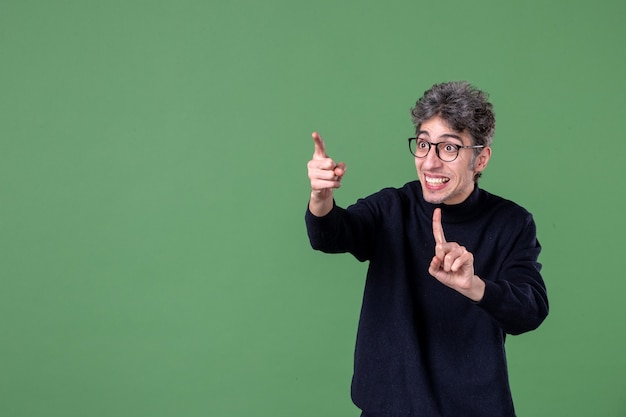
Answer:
[{"left": 416, "top": 182, "right": 486, "bottom": 224}]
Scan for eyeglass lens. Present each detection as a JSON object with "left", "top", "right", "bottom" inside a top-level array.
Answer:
[{"left": 410, "top": 139, "right": 459, "bottom": 162}]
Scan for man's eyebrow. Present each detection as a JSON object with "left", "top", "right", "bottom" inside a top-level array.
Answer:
[{"left": 417, "top": 131, "right": 463, "bottom": 141}]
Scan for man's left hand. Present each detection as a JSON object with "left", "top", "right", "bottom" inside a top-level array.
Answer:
[{"left": 428, "top": 208, "right": 486, "bottom": 302}]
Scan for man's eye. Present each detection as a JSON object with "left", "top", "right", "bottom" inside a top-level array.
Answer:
[
  {"left": 443, "top": 143, "right": 458, "bottom": 153},
  {"left": 417, "top": 140, "right": 429, "bottom": 149}
]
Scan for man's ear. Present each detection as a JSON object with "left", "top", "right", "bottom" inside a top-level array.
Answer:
[{"left": 474, "top": 146, "right": 492, "bottom": 173}]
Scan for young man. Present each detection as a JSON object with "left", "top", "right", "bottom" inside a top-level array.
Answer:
[{"left": 305, "top": 81, "right": 549, "bottom": 417}]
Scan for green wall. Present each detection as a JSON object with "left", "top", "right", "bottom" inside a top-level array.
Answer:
[{"left": 1, "top": 0, "right": 625, "bottom": 416}]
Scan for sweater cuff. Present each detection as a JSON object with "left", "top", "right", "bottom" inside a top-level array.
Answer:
[
  {"left": 476, "top": 279, "right": 502, "bottom": 309},
  {"left": 305, "top": 200, "right": 339, "bottom": 241}
]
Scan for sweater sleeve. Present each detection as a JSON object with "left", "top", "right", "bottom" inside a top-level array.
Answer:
[
  {"left": 305, "top": 198, "right": 379, "bottom": 262},
  {"left": 477, "top": 214, "right": 549, "bottom": 335}
]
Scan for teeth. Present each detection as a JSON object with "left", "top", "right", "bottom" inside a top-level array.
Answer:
[{"left": 426, "top": 176, "right": 449, "bottom": 185}]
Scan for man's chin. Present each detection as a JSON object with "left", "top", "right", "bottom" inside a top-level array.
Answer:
[
  {"left": 421, "top": 188, "right": 448, "bottom": 205},
  {"left": 424, "top": 197, "right": 446, "bottom": 205}
]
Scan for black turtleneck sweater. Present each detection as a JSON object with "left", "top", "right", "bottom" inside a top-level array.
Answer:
[{"left": 305, "top": 181, "right": 549, "bottom": 417}]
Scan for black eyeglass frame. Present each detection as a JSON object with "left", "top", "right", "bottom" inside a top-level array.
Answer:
[{"left": 408, "top": 137, "right": 485, "bottom": 162}]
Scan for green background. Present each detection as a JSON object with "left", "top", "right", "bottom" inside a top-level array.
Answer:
[{"left": 1, "top": 0, "right": 624, "bottom": 416}]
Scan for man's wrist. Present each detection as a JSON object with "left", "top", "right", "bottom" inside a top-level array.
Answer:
[
  {"left": 466, "top": 275, "right": 486, "bottom": 302},
  {"left": 309, "top": 191, "right": 334, "bottom": 217}
]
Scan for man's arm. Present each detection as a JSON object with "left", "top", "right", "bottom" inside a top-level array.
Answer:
[
  {"left": 477, "top": 216, "right": 548, "bottom": 335},
  {"left": 428, "top": 208, "right": 548, "bottom": 334}
]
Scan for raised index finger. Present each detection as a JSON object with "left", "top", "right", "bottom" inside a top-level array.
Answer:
[
  {"left": 311, "top": 132, "right": 328, "bottom": 159},
  {"left": 432, "top": 208, "right": 447, "bottom": 245}
]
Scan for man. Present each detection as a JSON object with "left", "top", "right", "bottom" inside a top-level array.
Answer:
[{"left": 305, "top": 81, "right": 549, "bottom": 417}]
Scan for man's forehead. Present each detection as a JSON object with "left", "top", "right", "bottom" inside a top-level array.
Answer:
[{"left": 418, "top": 117, "right": 471, "bottom": 143}]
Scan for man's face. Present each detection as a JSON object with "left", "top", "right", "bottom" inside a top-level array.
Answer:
[{"left": 414, "top": 116, "right": 491, "bottom": 205}]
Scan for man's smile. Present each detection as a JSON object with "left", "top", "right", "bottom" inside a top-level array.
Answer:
[{"left": 424, "top": 175, "right": 450, "bottom": 187}]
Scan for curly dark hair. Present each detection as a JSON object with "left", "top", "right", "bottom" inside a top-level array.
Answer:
[{"left": 410, "top": 81, "right": 496, "bottom": 151}]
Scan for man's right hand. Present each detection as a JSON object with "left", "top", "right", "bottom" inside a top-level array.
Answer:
[{"left": 307, "top": 132, "right": 346, "bottom": 217}]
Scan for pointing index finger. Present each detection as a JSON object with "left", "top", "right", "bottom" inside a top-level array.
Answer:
[
  {"left": 312, "top": 132, "right": 328, "bottom": 158},
  {"left": 432, "top": 208, "right": 447, "bottom": 245}
]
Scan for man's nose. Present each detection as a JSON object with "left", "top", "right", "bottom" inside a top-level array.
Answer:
[{"left": 422, "top": 146, "right": 443, "bottom": 168}]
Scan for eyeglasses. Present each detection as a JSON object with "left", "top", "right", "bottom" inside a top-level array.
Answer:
[{"left": 408, "top": 138, "right": 485, "bottom": 162}]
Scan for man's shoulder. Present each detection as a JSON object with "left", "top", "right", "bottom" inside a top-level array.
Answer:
[
  {"left": 478, "top": 188, "right": 534, "bottom": 220},
  {"left": 359, "top": 180, "right": 421, "bottom": 203},
  {"left": 345, "top": 181, "right": 421, "bottom": 215}
]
